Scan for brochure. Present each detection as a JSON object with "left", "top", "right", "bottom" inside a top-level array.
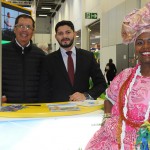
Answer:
[
  {"left": 47, "top": 103, "right": 80, "bottom": 112},
  {"left": 0, "top": 104, "right": 26, "bottom": 112},
  {"left": 75, "top": 100, "right": 103, "bottom": 107}
]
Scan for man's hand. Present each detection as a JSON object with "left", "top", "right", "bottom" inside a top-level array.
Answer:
[
  {"left": 2, "top": 96, "right": 7, "bottom": 103},
  {"left": 69, "top": 92, "right": 86, "bottom": 101}
]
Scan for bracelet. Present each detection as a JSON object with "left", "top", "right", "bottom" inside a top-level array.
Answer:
[
  {"left": 101, "top": 114, "right": 111, "bottom": 126},
  {"left": 103, "top": 113, "right": 111, "bottom": 118}
]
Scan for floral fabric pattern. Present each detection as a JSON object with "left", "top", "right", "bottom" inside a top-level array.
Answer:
[{"left": 85, "top": 67, "right": 150, "bottom": 150}]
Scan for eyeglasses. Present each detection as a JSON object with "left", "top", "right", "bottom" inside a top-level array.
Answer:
[{"left": 15, "top": 24, "right": 33, "bottom": 30}]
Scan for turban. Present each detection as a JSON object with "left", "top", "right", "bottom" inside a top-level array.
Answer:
[{"left": 121, "top": 2, "right": 150, "bottom": 44}]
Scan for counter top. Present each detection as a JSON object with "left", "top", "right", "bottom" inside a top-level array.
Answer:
[{"left": 0, "top": 100, "right": 104, "bottom": 118}]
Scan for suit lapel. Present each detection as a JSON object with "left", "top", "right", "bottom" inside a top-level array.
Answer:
[{"left": 74, "top": 48, "right": 82, "bottom": 85}]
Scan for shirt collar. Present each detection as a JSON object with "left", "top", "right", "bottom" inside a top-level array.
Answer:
[
  {"left": 60, "top": 46, "right": 76, "bottom": 56},
  {"left": 15, "top": 39, "right": 30, "bottom": 49}
]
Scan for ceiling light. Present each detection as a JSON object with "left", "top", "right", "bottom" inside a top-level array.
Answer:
[
  {"left": 41, "top": 7, "right": 51, "bottom": 10},
  {"left": 76, "top": 36, "right": 79, "bottom": 37},
  {"left": 76, "top": 43, "right": 80, "bottom": 45},
  {"left": 39, "top": 14, "right": 47, "bottom": 17}
]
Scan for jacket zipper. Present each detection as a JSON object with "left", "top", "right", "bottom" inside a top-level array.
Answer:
[
  {"left": 22, "top": 48, "right": 24, "bottom": 54},
  {"left": 22, "top": 47, "right": 25, "bottom": 101}
]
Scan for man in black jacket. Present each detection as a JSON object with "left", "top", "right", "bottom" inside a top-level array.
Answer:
[
  {"left": 2, "top": 14, "right": 45, "bottom": 103},
  {"left": 39, "top": 20, "right": 107, "bottom": 102}
]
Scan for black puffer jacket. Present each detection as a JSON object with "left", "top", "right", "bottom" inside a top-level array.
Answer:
[{"left": 2, "top": 40, "right": 45, "bottom": 103}]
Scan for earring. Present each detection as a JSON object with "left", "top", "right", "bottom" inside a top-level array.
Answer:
[{"left": 134, "top": 54, "right": 138, "bottom": 60}]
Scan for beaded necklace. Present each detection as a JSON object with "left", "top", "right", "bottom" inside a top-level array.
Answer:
[{"left": 117, "top": 64, "right": 150, "bottom": 149}]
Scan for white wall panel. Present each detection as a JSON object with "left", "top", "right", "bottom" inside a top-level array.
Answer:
[
  {"left": 69, "top": 0, "right": 81, "bottom": 21},
  {"left": 100, "top": 0, "right": 125, "bottom": 13},
  {"left": 108, "top": 8, "right": 116, "bottom": 45},
  {"left": 34, "top": 34, "right": 51, "bottom": 44},
  {"left": 101, "top": 0, "right": 125, "bottom": 47},
  {"left": 85, "top": 0, "right": 100, "bottom": 10},
  {"left": 125, "top": 0, "right": 139, "bottom": 14},
  {"left": 52, "top": 6, "right": 62, "bottom": 50},
  {"left": 116, "top": 2, "right": 125, "bottom": 44},
  {"left": 101, "top": 12, "right": 109, "bottom": 47},
  {"left": 69, "top": 0, "right": 81, "bottom": 31},
  {"left": 62, "top": 2, "right": 69, "bottom": 20}
]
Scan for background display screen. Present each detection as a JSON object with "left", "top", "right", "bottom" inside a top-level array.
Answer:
[{"left": 1, "top": 2, "right": 31, "bottom": 41}]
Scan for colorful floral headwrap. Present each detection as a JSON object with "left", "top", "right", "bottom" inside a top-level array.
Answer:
[{"left": 121, "top": 2, "right": 150, "bottom": 44}]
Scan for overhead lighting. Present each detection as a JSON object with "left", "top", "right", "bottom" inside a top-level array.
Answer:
[
  {"left": 76, "top": 43, "right": 80, "bottom": 45},
  {"left": 41, "top": 7, "right": 51, "bottom": 10},
  {"left": 39, "top": 14, "right": 47, "bottom": 17},
  {"left": 92, "top": 43, "right": 96, "bottom": 44},
  {"left": 76, "top": 35, "right": 79, "bottom": 38}
]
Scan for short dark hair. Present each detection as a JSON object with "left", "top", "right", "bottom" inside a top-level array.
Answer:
[
  {"left": 55, "top": 20, "right": 75, "bottom": 33},
  {"left": 15, "top": 14, "right": 35, "bottom": 29},
  {"left": 109, "top": 59, "right": 113, "bottom": 63}
]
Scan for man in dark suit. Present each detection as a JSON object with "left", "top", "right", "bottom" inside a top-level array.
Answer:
[{"left": 39, "top": 20, "right": 107, "bottom": 102}]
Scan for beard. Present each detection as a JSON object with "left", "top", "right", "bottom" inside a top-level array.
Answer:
[{"left": 58, "top": 38, "right": 74, "bottom": 48}]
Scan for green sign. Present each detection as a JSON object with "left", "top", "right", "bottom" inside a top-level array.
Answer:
[
  {"left": 85, "top": 12, "right": 98, "bottom": 19},
  {"left": 1, "top": 40, "right": 10, "bottom": 44}
]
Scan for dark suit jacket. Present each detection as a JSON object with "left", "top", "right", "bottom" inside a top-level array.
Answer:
[{"left": 39, "top": 48, "right": 107, "bottom": 102}]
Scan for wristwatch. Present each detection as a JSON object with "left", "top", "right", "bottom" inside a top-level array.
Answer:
[{"left": 83, "top": 92, "right": 93, "bottom": 100}]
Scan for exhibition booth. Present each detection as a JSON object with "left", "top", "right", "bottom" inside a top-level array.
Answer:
[{"left": 0, "top": 100, "right": 104, "bottom": 150}]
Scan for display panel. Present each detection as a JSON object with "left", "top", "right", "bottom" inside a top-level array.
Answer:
[
  {"left": 1, "top": 1, "right": 31, "bottom": 41},
  {"left": 0, "top": 111, "right": 103, "bottom": 150}
]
